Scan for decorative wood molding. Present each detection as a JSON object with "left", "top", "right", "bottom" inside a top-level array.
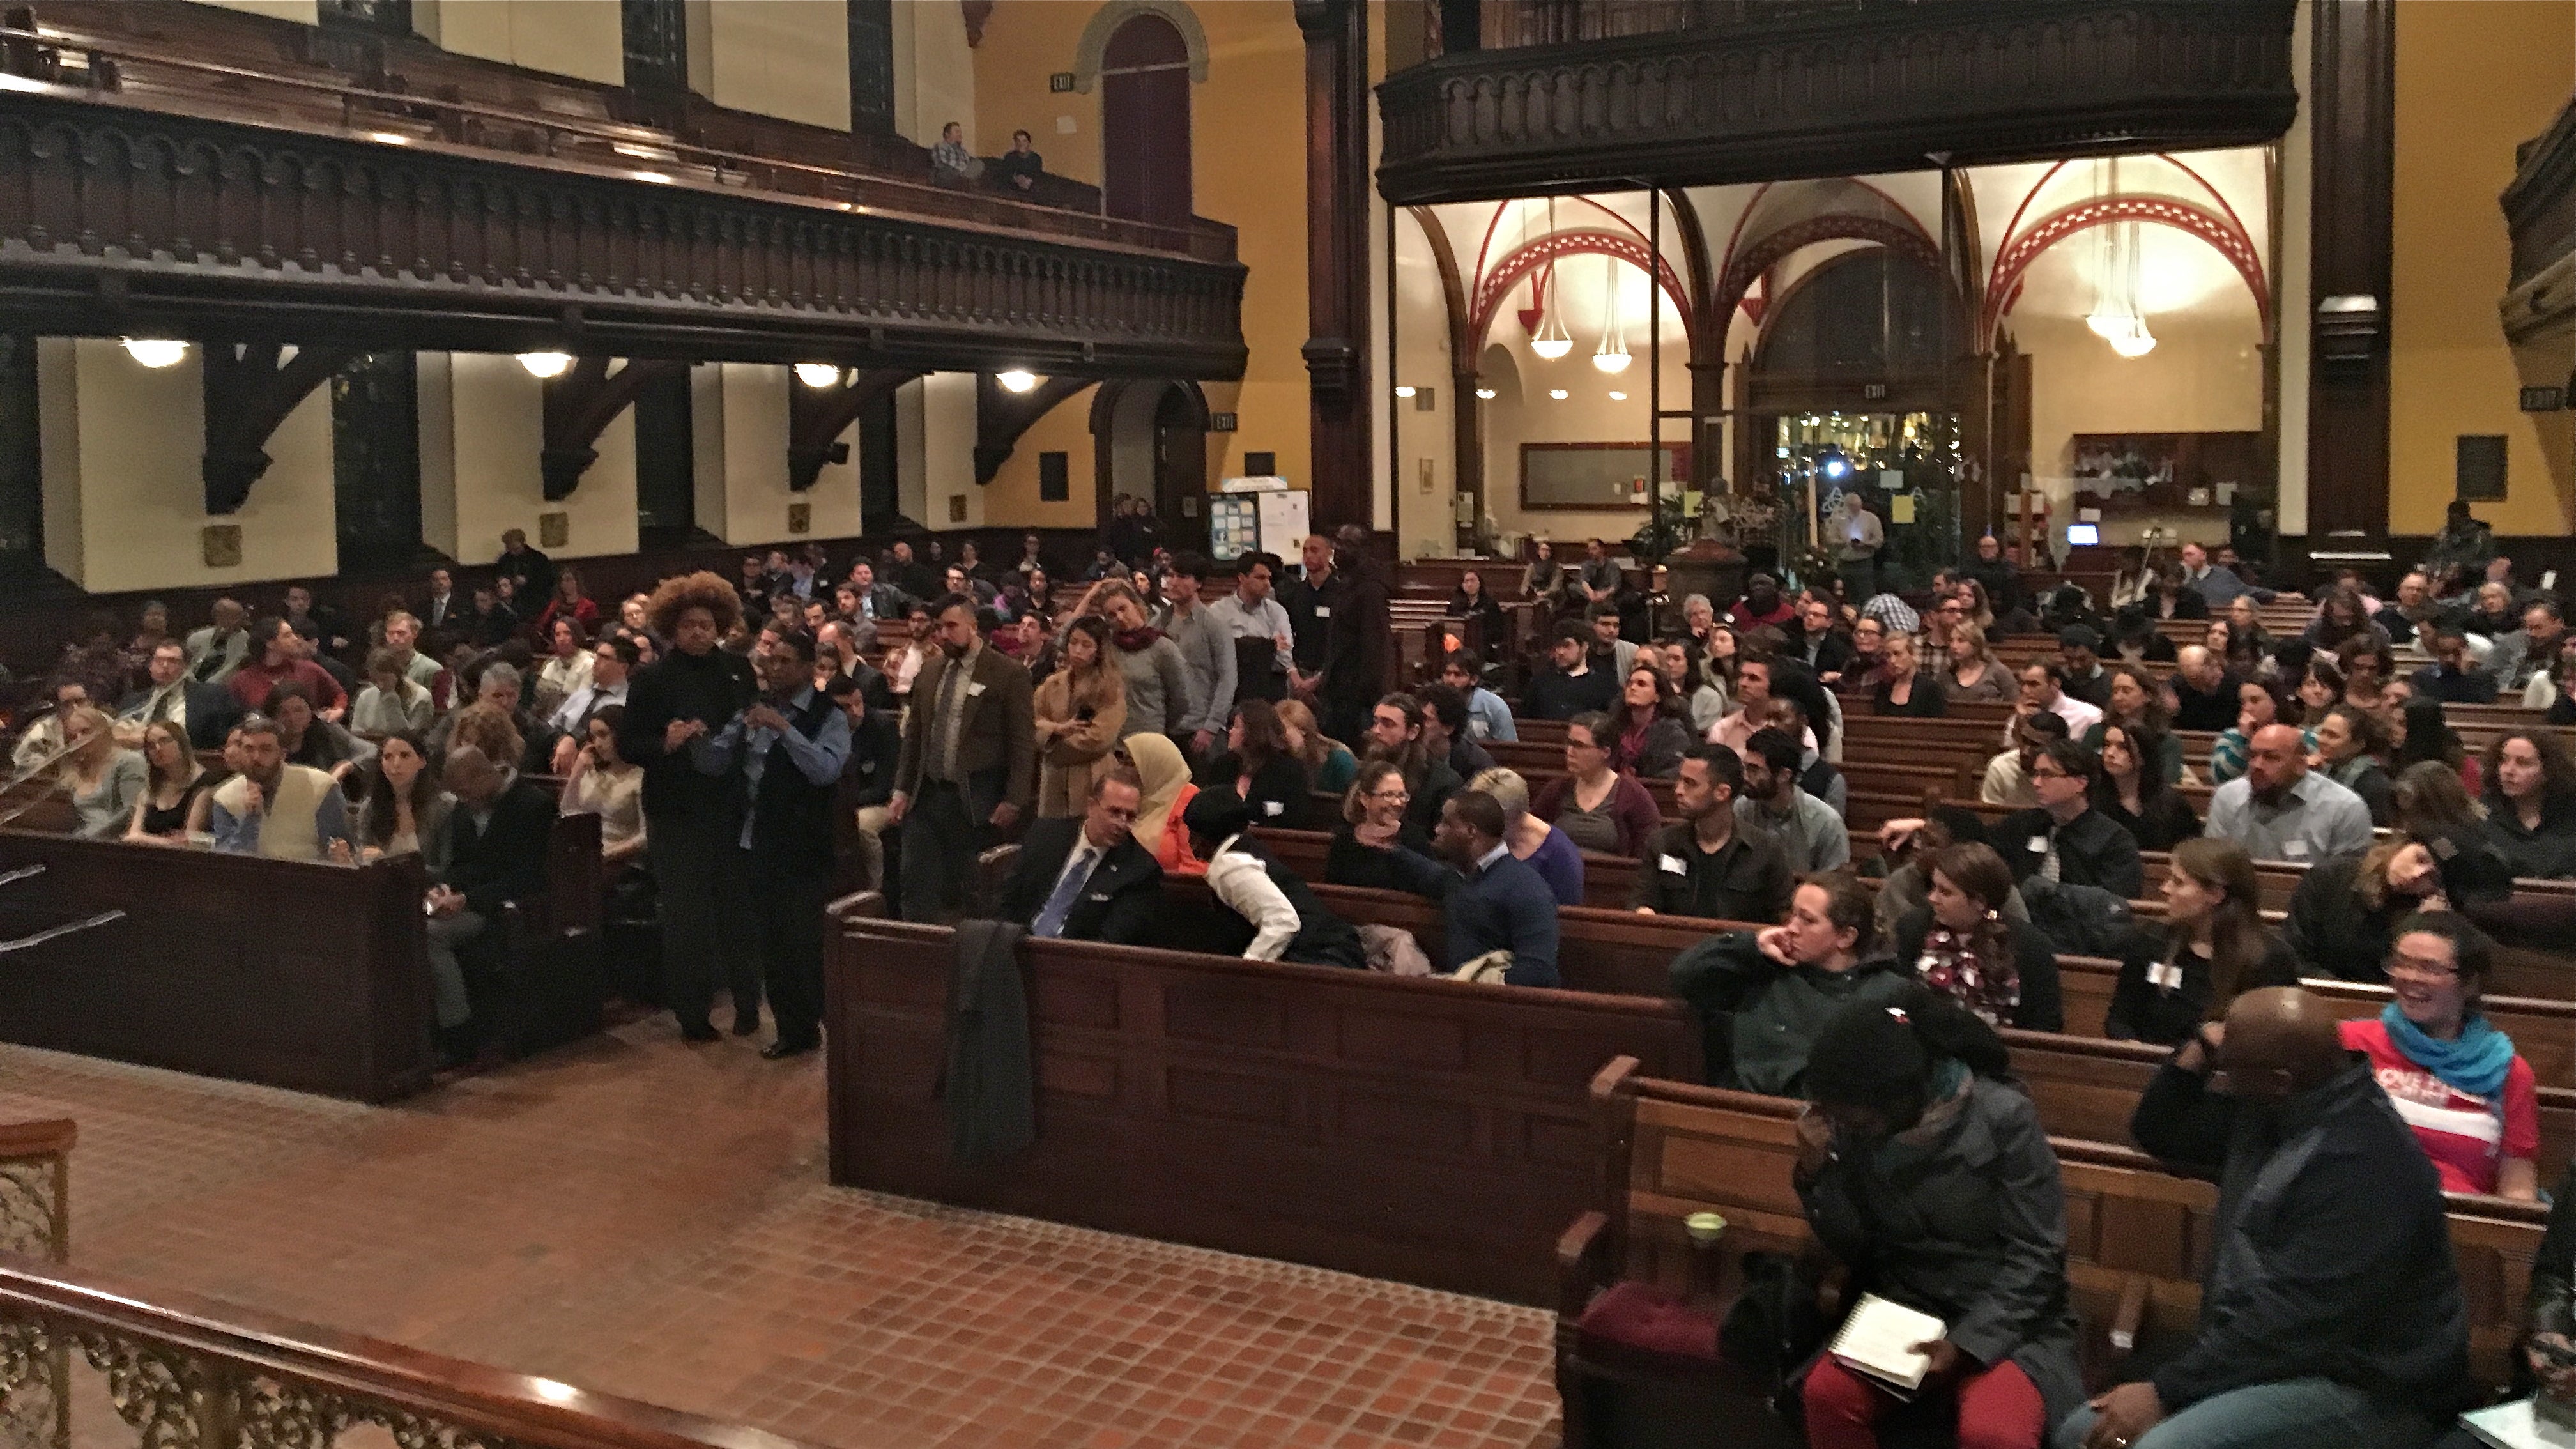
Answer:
[
  {"left": 201, "top": 342, "right": 355, "bottom": 514},
  {"left": 0, "top": 89, "right": 1247, "bottom": 380},
  {"left": 2305, "top": 0, "right": 2396, "bottom": 542},
  {"left": 540, "top": 358, "right": 686, "bottom": 501},
  {"left": 2501, "top": 98, "right": 2576, "bottom": 341},
  {"left": 789, "top": 367, "right": 918, "bottom": 493},
  {"left": 1375, "top": 0, "right": 2299, "bottom": 205},
  {"left": 1300, "top": 0, "right": 1374, "bottom": 530},
  {"left": 974, "top": 373, "right": 1093, "bottom": 486}
]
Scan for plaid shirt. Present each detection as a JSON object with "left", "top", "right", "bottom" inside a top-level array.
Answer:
[{"left": 1860, "top": 594, "right": 1921, "bottom": 634}]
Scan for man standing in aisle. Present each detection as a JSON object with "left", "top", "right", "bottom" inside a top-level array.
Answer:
[
  {"left": 694, "top": 629, "right": 850, "bottom": 1060},
  {"left": 889, "top": 592, "right": 1036, "bottom": 923}
]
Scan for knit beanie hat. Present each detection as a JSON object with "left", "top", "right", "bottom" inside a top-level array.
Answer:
[{"left": 1804, "top": 1000, "right": 1930, "bottom": 1109}]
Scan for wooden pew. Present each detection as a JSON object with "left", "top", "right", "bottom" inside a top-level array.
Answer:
[
  {"left": 0, "top": 829, "right": 438, "bottom": 1101},
  {"left": 1250, "top": 826, "right": 1644, "bottom": 911},
  {"left": 822, "top": 902, "right": 1704, "bottom": 1305},
  {"left": 1563, "top": 1059, "right": 2547, "bottom": 1422}
]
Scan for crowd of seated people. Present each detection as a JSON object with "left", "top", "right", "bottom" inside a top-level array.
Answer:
[{"left": 13, "top": 523, "right": 2576, "bottom": 1104}]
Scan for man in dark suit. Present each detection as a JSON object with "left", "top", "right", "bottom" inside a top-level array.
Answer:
[
  {"left": 1319, "top": 526, "right": 1392, "bottom": 746},
  {"left": 694, "top": 628, "right": 851, "bottom": 1059},
  {"left": 829, "top": 672, "right": 904, "bottom": 894},
  {"left": 421, "top": 567, "right": 459, "bottom": 634},
  {"left": 1001, "top": 768, "right": 1162, "bottom": 944},
  {"left": 119, "top": 640, "right": 243, "bottom": 751},
  {"left": 889, "top": 592, "right": 1036, "bottom": 923},
  {"left": 427, "top": 744, "right": 554, "bottom": 1062},
  {"left": 494, "top": 527, "right": 556, "bottom": 605}
]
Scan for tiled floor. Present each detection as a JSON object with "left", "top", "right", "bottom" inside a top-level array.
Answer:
[{"left": 0, "top": 1020, "right": 1562, "bottom": 1449}]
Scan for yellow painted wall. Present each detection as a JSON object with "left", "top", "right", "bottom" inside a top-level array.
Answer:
[
  {"left": 689, "top": 0, "right": 852, "bottom": 132},
  {"left": 689, "top": 363, "right": 865, "bottom": 545},
  {"left": 981, "top": 385, "right": 1103, "bottom": 530},
  {"left": 974, "top": 1, "right": 1310, "bottom": 509},
  {"left": 418, "top": 0, "right": 624, "bottom": 88},
  {"left": 896, "top": 0, "right": 977, "bottom": 148},
  {"left": 429, "top": 353, "right": 641, "bottom": 564},
  {"left": 2391, "top": 0, "right": 2576, "bottom": 535},
  {"left": 37, "top": 340, "right": 337, "bottom": 592},
  {"left": 184, "top": 0, "right": 319, "bottom": 22}
]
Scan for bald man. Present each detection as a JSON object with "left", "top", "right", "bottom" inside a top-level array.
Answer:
[
  {"left": 2200, "top": 723, "right": 2372, "bottom": 866},
  {"left": 2058, "top": 988, "right": 2467, "bottom": 1449}
]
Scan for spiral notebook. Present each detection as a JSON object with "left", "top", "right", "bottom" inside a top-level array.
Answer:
[{"left": 1828, "top": 1294, "right": 1947, "bottom": 1399}]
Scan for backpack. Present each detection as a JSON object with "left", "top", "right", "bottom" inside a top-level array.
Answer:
[{"left": 2018, "top": 876, "right": 2134, "bottom": 958}]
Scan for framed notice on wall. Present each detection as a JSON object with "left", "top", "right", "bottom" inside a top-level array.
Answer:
[{"left": 1519, "top": 442, "right": 1685, "bottom": 511}]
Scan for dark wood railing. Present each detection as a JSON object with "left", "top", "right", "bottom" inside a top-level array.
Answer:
[
  {"left": 1379, "top": 0, "right": 2299, "bottom": 204},
  {"left": 0, "top": 81, "right": 1247, "bottom": 377},
  {"left": 0, "top": 16, "right": 1233, "bottom": 264}
]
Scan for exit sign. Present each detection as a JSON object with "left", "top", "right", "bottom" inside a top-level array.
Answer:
[
  {"left": 1209, "top": 411, "right": 1238, "bottom": 432},
  {"left": 2521, "top": 385, "right": 2565, "bottom": 412}
]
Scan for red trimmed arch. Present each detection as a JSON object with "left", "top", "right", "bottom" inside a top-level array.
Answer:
[
  {"left": 1469, "top": 230, "right": 1695, "bottom": 355},
  {"left": 1981, "top": 196, "right": 2268, "bottom": 346},
  {"left": 1710, "top": 214, "right": 1947, "bottom": 343}
]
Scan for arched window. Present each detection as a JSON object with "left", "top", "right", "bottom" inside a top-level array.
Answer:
[{"left": 1102, "top": 13, "right": 1193, "bottom": 229}]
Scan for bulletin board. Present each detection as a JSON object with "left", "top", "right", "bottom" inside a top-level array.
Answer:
[{"left": 1520, "top": 442, "right": 1685, "bottom": 510}]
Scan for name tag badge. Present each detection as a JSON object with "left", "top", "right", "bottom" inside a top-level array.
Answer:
[
  {"left": 965, "top": 681, "right": 986, "bottom": 697},
  {"left": 1314, "top": 606, "right": 1331, "bottom": 618},
  {"left": 2281, "top": 839, "right": 2310, "bottom": 860},
  {"left": 2026, "top": 835, "right": 2049, "bottom": 854},
  {"left": 859, "top": 762, "right": 877, "bottom": 774},
  {"left": 1087, "top": 891, "right": 1111, "bottom": 902},
  {"left": 1261, "top": 799, "right": 1284, "bottom": 817},
  {"left": 2147, "top": 960, "right": 2184, "bottom": 990},
  {"left": 2431, "top": 835, "right": 2457, "bottom": 860},
  {"left": 1659, "top": 854, "right": 1689, "bottom": 875}
]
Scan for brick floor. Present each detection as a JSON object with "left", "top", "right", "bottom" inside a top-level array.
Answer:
[{"left": 0, "top": 1021, "right": 1563, "bottom": 1449}]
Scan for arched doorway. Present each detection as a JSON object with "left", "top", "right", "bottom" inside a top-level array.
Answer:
[
  {"left": 1742, "top": 246, "right": 1970, "bottom": 590},
  {"left": 1101, "top": 13, "right": 1192, "bottom": 229},
  {"left": 1094, "top": 379, "right": 1210, "bottom": 552}
]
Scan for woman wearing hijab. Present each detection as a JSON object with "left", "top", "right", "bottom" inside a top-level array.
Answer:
[{"left": 1122, "top": 732, "right": 1202, "bottom": 877}]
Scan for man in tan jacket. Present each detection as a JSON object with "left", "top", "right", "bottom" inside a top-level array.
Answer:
[{"left": 890, "top": 592, "right": 1036, "bottom": 922}]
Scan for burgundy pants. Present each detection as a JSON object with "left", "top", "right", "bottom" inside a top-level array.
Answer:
[{"left": 1802, "top": 1354, "right": 2045, "bottom": 1449}]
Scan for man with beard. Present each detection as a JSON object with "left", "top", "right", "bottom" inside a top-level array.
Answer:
[
  {"left": 2071, "top": 987, "right": 2468, "bottom": 1449},
  {"left": 1632, "top": 743, "right": 1792, "bottom": 921},
  {"left": 208, "top": 714, "right": 353, "bottom": 860},
  {"left": 694, "top": 628, "right": 851, "bottom": 1060},
  {"left": 618, "top": 572, "right": 761, "bottom": 1042},
  {"left": 890, "top": 592, "right": 1036, "bottom": 923},
  {"left": 2202, "top": 723, "right": 2372, "bottom": 866}
]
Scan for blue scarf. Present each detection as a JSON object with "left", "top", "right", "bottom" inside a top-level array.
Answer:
[{"left": 2379, "top": 1001, "right": 2515, "bottom": 1100}]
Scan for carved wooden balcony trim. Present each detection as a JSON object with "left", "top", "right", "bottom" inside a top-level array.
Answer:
[
  {"left": 0, "top": 88, "right": 1247, "bottom": 379},
  {"left": 1376, "top": 0, "right": 2299, "bottom": 204}
]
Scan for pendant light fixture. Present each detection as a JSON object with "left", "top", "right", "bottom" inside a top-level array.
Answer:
[
  {"left": 1530, "top": 197, "right": 1574, "bottom": 360},
  {"left": 2082, "top": 158, "right": 2157, "bottom": 358},
  {"left": 1591, "top": 251, "right": 1630, "bottom": 374}
]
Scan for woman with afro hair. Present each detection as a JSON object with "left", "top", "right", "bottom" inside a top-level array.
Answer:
[{"left": 617, "top": 571, "right": 763, "bottom": 1041}]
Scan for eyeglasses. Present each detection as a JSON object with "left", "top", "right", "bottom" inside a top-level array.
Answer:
[
  {"left": 1367, "top": 788, "right": 1411, "bottom": 802},
  {"left": 2028, "top": 767, "right": 2075, "bottom": 782},
  {"left": 2384, "top": 952, "right": 2461, "bottom": 981}
]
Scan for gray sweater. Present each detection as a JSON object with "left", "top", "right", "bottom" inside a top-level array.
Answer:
[
  {"left": 1164, "top": 602, "right": 1239, "bottom": 736},
  {"left": 1111, "top": 636, "right": 1194, "bottom": 739}
]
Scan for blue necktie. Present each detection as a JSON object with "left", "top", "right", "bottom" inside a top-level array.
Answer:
[{"left": 1032, "top": 845, "right": 1098, "bottom": 939}]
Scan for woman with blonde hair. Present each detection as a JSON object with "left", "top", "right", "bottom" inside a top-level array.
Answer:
[
  {"left": 54, "top": 704, "right": 142, "bottom": 841},
  {"left": 1276, "top": 698, "right": 1358, "bottom": 794},
  {"left": 1031, "top": 615, "right": 1126, "bottom": 818},
  {"left": 443, "top": 702, "right": 526, "bottom": 779},
  {"left": 1122, "top": 731, "right": 1202, "bottom": 876},
  {"left": 1943, "top": 622, "right": 2010, "bottom": 703},
  {"left": 1466, "top": 765, "right": 1583, "bottom": 907}
]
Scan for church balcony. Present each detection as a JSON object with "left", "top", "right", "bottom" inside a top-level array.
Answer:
[
  {"left": 0, "top": 18, "right": 1245, "bottom": 379},
  {"left": 1377, "top": 0, "right": 2299, "bottom": 204}
]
